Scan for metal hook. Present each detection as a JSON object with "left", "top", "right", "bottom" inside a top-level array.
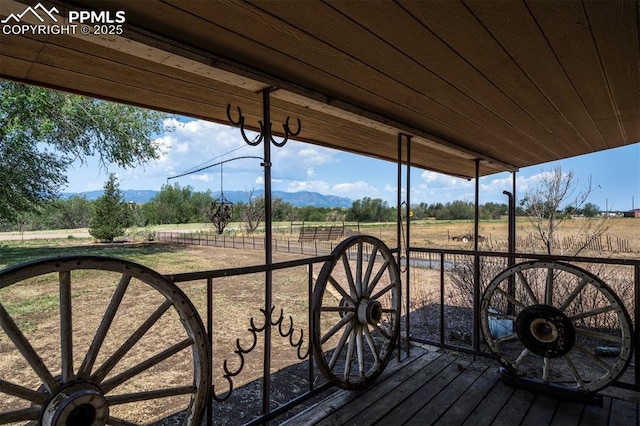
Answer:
[
  {"left": 269, "top": 116, "right": 302, "bottom": 148},
  {"left": 226, "top": 104, "right": 264, "bottom": 146},
  {"left": 284, "top": 116, "right": 301, "bottom": 137}
]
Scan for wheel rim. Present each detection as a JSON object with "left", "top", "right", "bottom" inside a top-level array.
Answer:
[
  {"left": 481, "top": 261, "right": 633, "bottom": 392},
  {"left": 0, "top": 256, "right": 210, "bottom": 424},
  {"left": 312, "top": 236, "right": 400, "bottom": 390}
]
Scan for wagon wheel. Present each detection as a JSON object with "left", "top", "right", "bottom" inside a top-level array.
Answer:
[
  {"left": 481, "top": 261, "right": 633, "bottom": 392},
  {"left": 0, "top": 256, "right": 209, "bottom": 425},
  {"left": 313, "top": 236, "right": 400, "bottom": 390}
]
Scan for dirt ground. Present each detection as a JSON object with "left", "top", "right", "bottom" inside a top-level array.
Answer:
[{"left": 0, "top": 219, "right": 638, "bottom": 424}]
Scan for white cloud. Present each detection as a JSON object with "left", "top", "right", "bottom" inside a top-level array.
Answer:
[
  {"left": 420, "top": 170, "right": 472, "bottom": 189},
  {"left": 286, "top": 180, "right": 331, "bottom": 193},
  {"left": 332, "top": 181, "right": 378, "bottom": 200},
  {"left": 190, "top": 174, "right": 213, "bottom": 182}
]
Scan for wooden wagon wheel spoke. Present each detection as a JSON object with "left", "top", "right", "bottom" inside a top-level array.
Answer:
[
  {"left": 517, "top": 271, "right": 539, "bottom": 305},
  {"left": 341, "top": 252, "right": 359, "bottom": 299},
  {"left": 0, "top": 256, "right": 210, "bottom": 425},
  {"left": 78, "top": 274, "right": 132, "bottom": 379},
  {"left": 313, "top": 235, "right": 400, "bottom": 390},
  {"left": 320, "top": 312, "right": 354, "bottom": 345},
  {"left": 365, "top": 260, "right": 390, "bottom": 298},
  {"left": 328, "top": 323, "right": 354, "bottom": 370},
  {"left": 59, "top": 271, "right": 74, "bottom": 383},
  {"left": 0, "top": 406, "right": 40, "bottom": 423},
  {"left": 362, "top": 246, "right": 379, "bottom": 292},
  {"left": 91, "top": 300, "right": 173, "bottom": 384},
  {"left": 0, "top": 303, "right": 59, "bottom": 393},
  {"left": 0, "top": 379, "right": 46, "bottom": 403},
  {"left": 481, "top": 260, "right": 633, "bottom": 392},
  {"left": 100, "top": 337, "right": 194, "bottom": 393}
]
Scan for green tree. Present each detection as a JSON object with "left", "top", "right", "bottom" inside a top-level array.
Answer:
[
  {"left": 347, "top": 197, "right": 394, "bottom": 222},
  {"left": 582, "top": 202, "right": 601, "bottom": 218},
  {"left": 145, "top": 183, "right": 213, "bottom": 224},
  {"left": 48, "top": 196, "right": 93, "bottom": 229},
  {"left": 0, "top": 80, "right": 168, "bottom": 222},
  {"left": 89, "top": 174, "right": 129, "bottom": 242}
]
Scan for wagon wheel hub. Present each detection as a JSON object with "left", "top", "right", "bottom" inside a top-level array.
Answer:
[
  {"left": 42, "top": 382, "right": 108, "bottom": 426},
  {"left": 357, "top": 298, "right": 383, "bottom": 325},
  {"left": 516, "top": 304, "right": 575, "bottom": 358}
]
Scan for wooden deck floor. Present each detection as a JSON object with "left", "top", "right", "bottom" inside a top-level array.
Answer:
[{"left": 281, "top": 348, "right": 639, "bottom": 426}]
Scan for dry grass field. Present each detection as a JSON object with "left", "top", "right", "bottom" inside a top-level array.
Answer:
[{"left": 0, "top": 217, "right": 637, "bottom": 423}]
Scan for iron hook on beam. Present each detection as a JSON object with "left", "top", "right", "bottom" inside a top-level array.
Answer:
[
  {"left": 271, "top": 116, "right": 302, "bottom": 148},
  {"left": 226, "top": 104, "right": 264, "bottom": 146},
  {"left": 226, "top": 102, "right": 301, "bottom": 149}
]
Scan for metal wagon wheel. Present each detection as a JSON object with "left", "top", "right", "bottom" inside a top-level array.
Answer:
[
  {"left": 312, "top": 236, "right": 400, "bottom": 390},
  {"left": 481, "top": 260, "right": 633, "bottom": 392},
  {"left": 0, "top": 256, "right": 210, "bottom": 425}
]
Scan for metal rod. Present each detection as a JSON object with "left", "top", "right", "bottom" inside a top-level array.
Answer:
[
  {"left": 207, "top": 277, "right": 213, "bottom": 426},
  {"left": 440, "top": 252, "right": 445, "bottom": 345},
  {"left": 473, "top": 159, "right": 481, "bottom": 356},
  {"left": 405, "top": 135, "right": 411, "bottom": 358},
  {"left": 308, "top": 263, "right": 314, "bottom": 391},
  {"left": 635, "top": 264, "right": 639, "bottom": 390},
  {"left": 262, "top": 88, "right": 273, "bottom": 417},
  {"left": 396, "top": 133, "right": 402, "bottom": 360}
]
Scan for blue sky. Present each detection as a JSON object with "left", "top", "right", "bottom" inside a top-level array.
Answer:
[{"left": 65, "top": 118, "right": 639, "bottom": 212}]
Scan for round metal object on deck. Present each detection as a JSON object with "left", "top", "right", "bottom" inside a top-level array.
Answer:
[
  {"left": 481, "top": 260, "right": 633, "bottom": 392},
  {"left": 515, "top": 305, "right": 575, "bottom": 358},
  {"left": 0, "top": 256, "right": 210, "bottom": 425},
  {"left": 312, "top": 235, "right": 400, "bottom": 390}
]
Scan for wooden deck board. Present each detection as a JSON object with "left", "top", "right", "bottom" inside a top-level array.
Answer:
[{"left": 280, "top": 348, "right": 639, "bottom": 426}]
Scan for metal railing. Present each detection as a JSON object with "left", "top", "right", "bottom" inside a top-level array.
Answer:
[
  {"left": 157, "top": 238, "right": 638, "bottom": 424},
  {"left": 166, "top": 254, "right": 334, "bottom": 425}
]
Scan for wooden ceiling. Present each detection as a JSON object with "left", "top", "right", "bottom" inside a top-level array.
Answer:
[{"left": 1, "top": 0, "right": 638, "bottom": 179}]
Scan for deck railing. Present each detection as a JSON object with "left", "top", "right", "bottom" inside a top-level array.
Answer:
[{"left": 156, "top": 234, "right": 638, "bottom": 424}]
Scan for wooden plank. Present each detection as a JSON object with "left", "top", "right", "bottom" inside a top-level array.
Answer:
[
  {"left": 317, "top": 353, "right": 456, "bottom": 425},
  {"left": 461, "top": 380, "right": 515, "bottom": 426},
  {"left": 281, "top": 349, "right": 442, "bottom": 425},
  {"left": 374, "top": 358, "right": 471, "bottom": 424},
  {"left": 225, "top": 0, "right": 536, "bottom": 167},
  {"left": 608, "top": 398, "right": 638, "bottom": 426},
  {"left": 492, "top": 388, "right": 537, "bottom": 426},
  {"left": 388, "top": 1, "right": 569, "bottom": 162},
  {"left": 313, "top": 350, "right": 445, "bottom": 425},
  {"left": 580, "top": 396, "right": 611, "bottom": 426},
  {"left": 279, "top": 0, "right": 554, "bottom": 165},
  {"left": 527, "top": 0, "right": 618, "bottom": 151},
  {"left": 464, "top": 1, "right": 592, "bottom": 159},
  {"left": 435, "top": 366, "right": 502, "bottom": 425},
  {"left": 521, "top": 394, "right": 561, "bottom": 426},
  {"left": 405, "top": 363, "right": 489, "bottom": 425},
  {"left": 550, "top": 400, "right": 584, "bottom": 426},
  {"left": 583, "top": 0, "right": 640, "bottom": 146}
]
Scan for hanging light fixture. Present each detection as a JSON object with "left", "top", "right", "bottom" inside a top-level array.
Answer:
[{"left": 208, "top": 164, "right": 233, "bottom": 234}]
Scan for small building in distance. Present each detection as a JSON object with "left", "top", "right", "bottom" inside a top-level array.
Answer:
[{"left": 623, "top": 209, "right": 640, "bottom": 218}]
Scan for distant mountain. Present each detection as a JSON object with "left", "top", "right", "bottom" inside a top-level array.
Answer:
[
  {"left": 62, "top": 190, "right": 159, "bottom": 204},
  {"left": 62, "top": 189, "right": 352, "bottom": 208},
  {"left": 220, "top": 190, "right": 352, "bottom": 208}
]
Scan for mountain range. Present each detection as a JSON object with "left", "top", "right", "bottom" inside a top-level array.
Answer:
[{"left": 62, "top": 189, "right": 353, "bottom": 208}]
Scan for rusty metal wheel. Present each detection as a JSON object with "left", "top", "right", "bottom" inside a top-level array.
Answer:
[
  {"left": 0, "top": 256, "right": 209, "bottom": 425},
  {"left": 481, "top": 261, "right": 633, "bottom": 392},
  {"left": 312, "top": 236, "right": 400, "bottom": 390}
]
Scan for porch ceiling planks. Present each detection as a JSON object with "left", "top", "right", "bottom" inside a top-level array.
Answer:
[{"left": 1, "top": 0, "right": 637, "bottom": 179}]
